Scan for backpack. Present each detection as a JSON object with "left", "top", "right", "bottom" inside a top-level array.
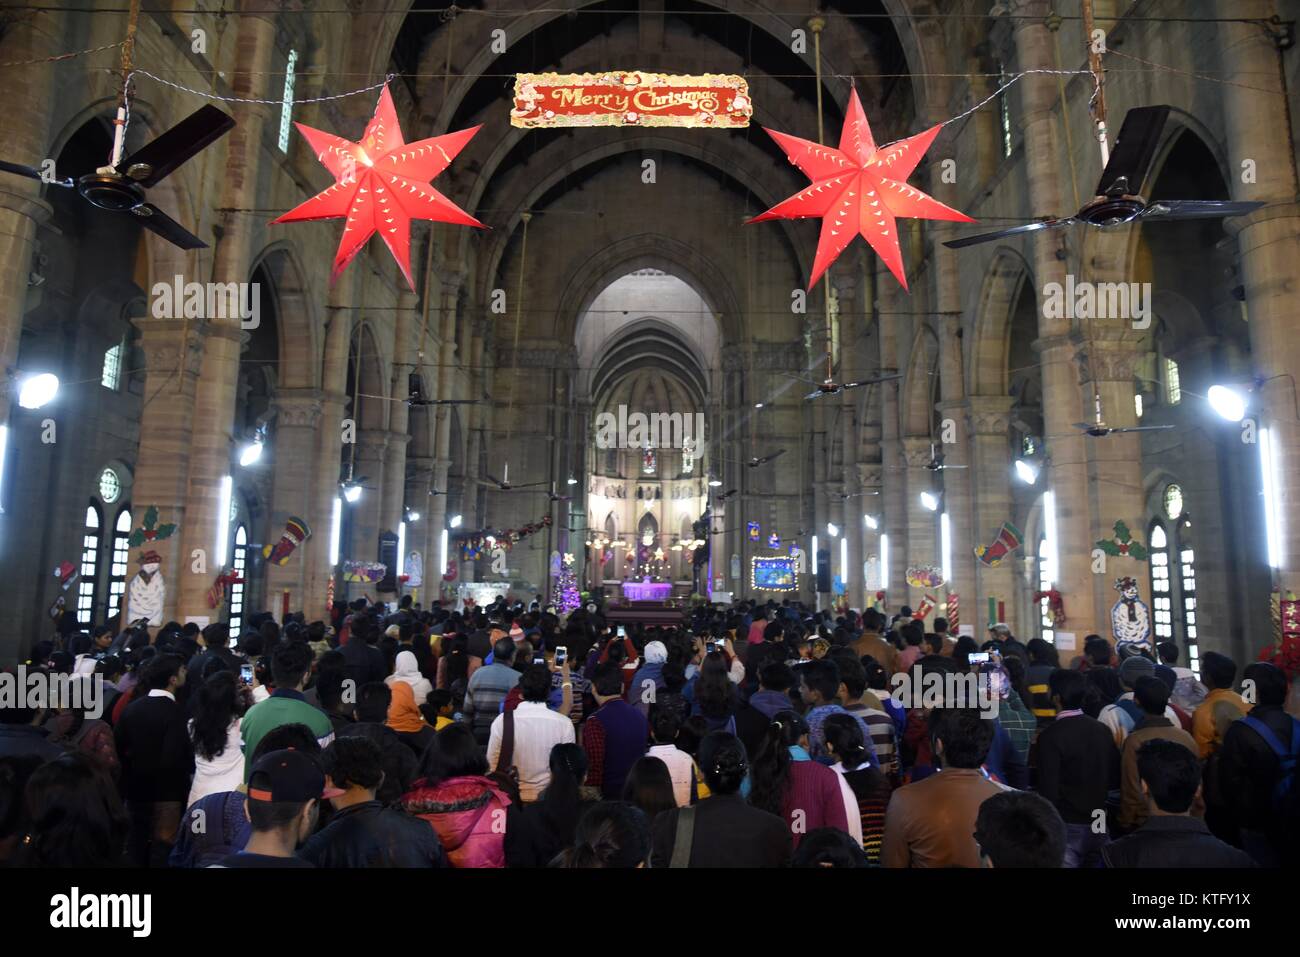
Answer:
[{"left": 1241, "top": 714, "right": 1300, "bottom": 812}]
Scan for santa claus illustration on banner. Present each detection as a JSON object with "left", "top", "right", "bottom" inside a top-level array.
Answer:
[{"left": 126, "top": 550, "right": 166, "bottom": 627}]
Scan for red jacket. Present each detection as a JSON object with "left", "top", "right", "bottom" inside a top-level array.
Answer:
[{"left": 401, "top": 775, "right": 513, "bottom": 868}]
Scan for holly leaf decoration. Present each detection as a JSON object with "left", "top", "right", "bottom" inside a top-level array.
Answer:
[
  {"left": 127, "top": 530, "right": 145, "bottom": 548},
  {"left": 1096, "top": 540, "right": 1122, "bottom": 557},
  {"left": 1127, "top": 542, "right": 1149, "bottom": 561},
  {"left": 154, "top": 522, "right": 177, "bottom": 542},
  {"left": 1112, "top": 519, "right": 1132, "bottom": 541},
  {"left": 143, "top": 505, "right": 159, "bottom": 530}
]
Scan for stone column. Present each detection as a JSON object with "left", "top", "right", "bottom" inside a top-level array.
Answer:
[
  {"left": 174, "top": 11, "right": 278, "bottom": 618},
  {"left": 263, "top": 388, "right": 324, "bottom": 615},
  {"left": 381, "top": 291, "right": 418, "bottom": 539},
  {"left": 877, "top": 266, "right": 905, "bottom": 609},
  {"left": 902, "top": 435, "right": 940, "bottom": 618},
  {"left": 424, "top": 269, "right": 462, "bottom": 602},
  {"left": 967, "top": 395, "right": 1018, "bottom": 633},
  {"left": 1217, "top": 0, "right": 1300, "bottom": 594},
  {"left": 1011, "top": 0, "right": 1098, "bottom": 639},
  {"left": 351, "top": 430, "right": 388, "bottom": 576}
]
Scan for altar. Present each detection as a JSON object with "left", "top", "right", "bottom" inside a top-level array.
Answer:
[{"left": 621, "top": 578, "right": 673, "bottom": 602}]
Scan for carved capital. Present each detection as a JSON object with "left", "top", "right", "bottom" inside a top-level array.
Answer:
[
  {"left": 901, "top": 436, "right": 936, "bottom": 468},
  {"left": 271, "top": 389, "right": 325, "bottom": 429},
  {"left": 965, "top": 395, "right": 1016, "bottom": 436},
  {"left": 857, "top": 462, "right": 884, "bottom": 488}
]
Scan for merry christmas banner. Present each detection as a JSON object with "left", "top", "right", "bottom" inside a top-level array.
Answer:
[{"left": 511, "top": 71, "right": 752, "bottom": 128}]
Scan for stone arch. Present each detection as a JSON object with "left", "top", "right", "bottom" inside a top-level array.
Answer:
[
  {"left": 249, "top": 242, "right": 321, "bottom": 391},
  {"left": 902, "top": 324, "right": 941, "bottom": 437},
  {"left": 969, "top": 246, "right": 1034, "bottom": 397}
]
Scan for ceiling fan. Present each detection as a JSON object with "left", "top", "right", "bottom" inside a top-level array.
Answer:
[
  {"left": 833, "top": 489, "right": 881, "bottom": 501},
  {"left": 746, "top": 449, "right": 786, "bottom": 468},
  {"left": 478, "top": 463, "right": 547, "bottom": 492},
  {"left": 888, "top": 443, "right": 968, "bottom": 472},
  {"left": 796, "top": 372, "right": 902, "bottom": 401},
  {"left": 1073, "top": 392, "right": 1175, "bottom": 437},
  {"left": 402, "top": 373, "right": 481, "bottom": 408},
  {"left": 0, "top": 104, "right": 235, "bottom": 249},
  {"left": 712, "top": 487, "right": 740, "bottom": 503},
  {"left": 944, "top": 105, "right": 1264, "bottom": 249}
]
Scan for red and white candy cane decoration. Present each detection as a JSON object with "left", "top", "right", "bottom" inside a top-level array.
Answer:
[{"left": 946, "top": 592, "right": 959, "bottom": 631}]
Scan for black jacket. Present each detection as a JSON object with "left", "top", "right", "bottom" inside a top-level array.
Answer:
[
  {"left": 299, "top": 801, "right": 447, "bottom": 867},
  {"left": 1103, "top": 816, "right": 1256, "bottom": 868},
  {"left": 651, "top": 793, "right": 791, "bottom": 868},
  {"left": 1035, "top": 713, "right": 1120, "bottom": 824},
  {"left": 339, "top": 639, "right": 387, "bottom": 689},
  {"left": 1218, "top": 705, "right": 1295, "bottom": 833},
  {"left": 115, "top": 692, "right": 194, "bottom": 802},
  {"left": 335, "top": 723, "right": 418, "bottom": 805}
]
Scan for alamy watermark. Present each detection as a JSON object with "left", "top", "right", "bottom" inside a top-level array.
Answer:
[
  {"left": 151, "top": 274, "right": 261, "bottom": 328},
  {"left": 0, "top": 667, "right": 103, "bottom": 719},
  {"left": 593, "top": 404, "right": 705, "bottom": 450},
  {"left": 1041, "top": 274, "right": 1151, "bottom": 329},
  {"left": 889, "top": 665, "right": 1000, "bottom": 719}
]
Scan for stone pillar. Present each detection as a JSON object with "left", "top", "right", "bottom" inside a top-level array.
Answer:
[
  {"left": 967, "top": 395, "right": 1018, "bottom": 633},
  {"left": 174, "top": 11, "right": 278, "bottom": 618},
  {"left": 877, "top": 266, "right": 905, "bottom": 609},
  {"left": 902, "top": 435, "right": 940, "bottom": 618},
  {"left": 351, "top": 430, "right": 388, "bottom": 578},
  {"left": 381, "top": 291, "right": 418, "bottom": 540},
  {"left": 1217, "top": 0, "right": 1300, "bottom": 594},
  {"left": 263, "top": 388, "right": 324, "bottom": 615},
  {"left": 424, "top": 269, "right": 462, "bottom": 602},
  {"left": 1011, "top": 0, "right": 1099, "bottom": 639},
  {"left": 0, "top": 9, "right": 63, "bottom": 428}
]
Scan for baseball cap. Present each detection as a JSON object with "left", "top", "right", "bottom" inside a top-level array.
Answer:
[
  {"left": 644, "top": 640, "right": 668, "bottom": 664},
  {"left": 247, "top": 749, "right": 344, "bottom": 803}
]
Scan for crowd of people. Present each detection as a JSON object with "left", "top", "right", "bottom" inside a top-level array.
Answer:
[{"left": 0, "top": 594, "right": 1294, "bottom": 869}]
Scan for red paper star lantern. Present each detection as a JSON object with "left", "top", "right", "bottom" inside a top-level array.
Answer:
[
  {"left": 272, "top": 85, "right": 485, "bottom": 289},
  {"left": 748, "top": 87, "right": 974, "bottom": 291}
]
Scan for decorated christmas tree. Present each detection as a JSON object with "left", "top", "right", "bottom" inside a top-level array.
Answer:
[{"left": 553, "top": 553, "right": 581, "bottom": 613}]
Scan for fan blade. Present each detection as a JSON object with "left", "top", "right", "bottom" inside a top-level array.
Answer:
[
  {"left": 1096, "top": 105, "right": 1170, "bottom": 196},
  {"left": 116, "top": 105, "right": 235, "bottom": 187},
  {"left": 943, "top": 219, "right": 1073, "bottom": 249},
  {"left": 843, "top": 374, "right": 903, "bottom": 389},
  {"left": 805, "top": 388, "right": 838, "bottom": 400},
  {"left": 0, "top": 159, "right": 71, "bottom": 186},
  {"left": 936, "top": 464, "right": 969, "bottom": 470},
  {"left": 1113, "top": 424, "right": 1176, "bottom": 433},
  {"left": 1071, "top": 423, "right": 1096, "bottom": 431},
  {"left": 430, "top": 399, "right": 481, "bottom": 405},
  {"left": 485, "top": 474, "right": 502, "bottom": 487},
  {"left": 509, "top": 481, "right": 549, "bottom": 490},
  {"left": 131, "top": 204, "right": 207, "bottom": 249},
  {"left": 1139, "top": 199, "right": 1266, "bottom": 221}
]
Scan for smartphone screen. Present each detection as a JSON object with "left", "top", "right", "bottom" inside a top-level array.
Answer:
[
  {"left": 239, "top": 663, "right": 254, "bottom": 684},
  {"left": 533, "top": 656, "right": 545, "bottom": 665},
  {"left": 554, "top": 646, "right": 568, "bottom": 666},
  {"left": 616, "top": 625, "right": 626, "bottom": 638},
  {"left": 968, "top": 652, "right": 990, "bottom": 665}
]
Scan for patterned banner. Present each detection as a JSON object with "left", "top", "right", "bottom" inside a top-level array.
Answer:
[{"left": 511, "top": 71, "right": 752, "bottom": 128}]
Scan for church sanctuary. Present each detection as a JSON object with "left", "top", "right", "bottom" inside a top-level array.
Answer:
[{"left": 0, "top": 0, "right": 1295, "bottom": 902}]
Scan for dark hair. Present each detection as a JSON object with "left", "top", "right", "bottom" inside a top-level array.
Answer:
[
  {"left": 929, "top": 707, "right": 995, "bottom": 769},
  {"left": 1242, "top": 661, "right": 1287, "bottom": 708},
  {"left": 492, "top": 637, "right": 517, "bottom": 665},
  {"left": 861, "top": 656, "right": 888, "bottom": 692},
  {"left": 557, "top": 801, "right": 650, "bottom": 868},
  {"left": 1026, "top": 637, "right": 1060, "bottom": 667},
  {"left": 974, "top": 791, "right": 1067, "bottom": 867},
  {"left": 748, "top": 710, "right": 809, "bottom": 816},
  {"left": 697, "top": 732, "right": 748, "bottom": 795},
  {"left": 537, "top": 743, "right": 589, "bottom": 848},
  {"left": 23, "top": 753, "right": 127, "bottom": 867},
  {"left": 247, "top": 796, "right": 315, "bottom": 832},
  {"left": 1084, "top": 636, "right": 1113, "bottom": 667},
  {"left": 675, "top": 715, "right": 709, "bottom": 757},
  {"left": 417, "top": 723, "right": 487, "bottom": 785},
  {"left": 518, "top": 663, "right": 552, "bottom": 703},
  {"left": 1200, "top": 652, "right": 1237, "bottom": 691},
  {"left": 621, "top": 756, "right": 677, "bottom": 824},
  {"left": 0, "top": 755, "right": 40, "bottom": 843},
  {"left": 1156, "top": 641, "right": 1180, "bottom": 665},
  {"left": 651, "top": 707, "right": 682, "bottom": 744},
  {"left": 202, "top": 622, "right": 231, "bottom": 648},
  {"left": 792, "top": 827, "right": 871, "bottom": 868},
  {"left": 254, "top": 722, "right": 321, "bottom": 761},
  {"left": 1136, "top": 738, "right": 1201, "bottom": 813},
  {"left": 758, "top": 660, "right": 795, "bottom": 692},
  {"left": 799, "top": 658, "right": 841, "bottom": 702},
  {"left": 923, "top": 632, "right": 944, "bottom": 655},
  {"left": 320, "top": 736, "right": 384, "bottom": 792},
  {"left": 1133, "top": 675, "right": 1170, "bottom": 715},
  {"left": 695, "top": 653, "right": 736, "bottom": 720},
  {"left": 834, "top": 655, "right": 867, "bottom": 700},
  {"left": 1049, "top": 669, "right": 1087, "bottom": 711},
  {"left": 901, "top": 621, "right": 924, "bottom": 648},
  {"left": 270, "top": 641, "right": 312, "bottom": 689},
  {"left": 1083, "top": 667, "right": 1124, "bottom": 717},
  {"left": 190, "top": 670, "right": 239, "bottom": 762},
  {"left": 141, "top": 653, "right": 185, "bottom": 692},
  {"left": 443, "top": 635, "right": 471, "bottom": 688},
  {"left": 822, "top": 712, "right": 870, "bottom": 768},
  {"left": 356, "top": 682, "right": 392, "bottom": 723},
  {"left": 661, "top": 660, "right": 687, "bottom": 693},
  {"left": 591, "top": 661, "right": 624, "bottom": 698},
  {"left": 314, "top": 650, "right": 348, "bottom": 710}
]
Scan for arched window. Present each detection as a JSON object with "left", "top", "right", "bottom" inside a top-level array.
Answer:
[
  {"left": 229, "top": 525, "right": 248, "bottom": 635},
  {"left": 77, "top": 503, "right": 103, "bottom": 625},
  {"left": 106, "top": 506, "right": 132, "bottom": 622},
  {"left": 1037, "top": 537, "right": 1054, "bottom": 643},
  {"left": 1148, "top": 522, "right": 1174, "bottom": 643},
  {"left": 1177, "top": 523, "right": 1199, "bottom": 678}
]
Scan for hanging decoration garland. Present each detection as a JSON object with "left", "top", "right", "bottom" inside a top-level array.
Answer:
[
  {"left": 1033, "top": 588, "right": 1067, "bottom": 627},
  {"left": 906, "top": 564, "right": 945, "bottom": 588},
  {"left": 747, "top": 87, "right": 974, "bottom": 291},
  {"left": 456, "top": 514, "right": 553, "bottom": 559},
  {"left": 272, "top": 84, "right": 485, "bottom": 289}
]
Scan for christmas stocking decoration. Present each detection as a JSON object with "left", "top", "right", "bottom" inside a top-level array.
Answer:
[
  {"left": 264, "top": 516, "right": 311, "bottom": 565},
  {"left": 975, "top": 522, "right": 1024, "bottom": 567},
  {"left": 207, "top": 570, "right": 244, "bottom": 609},
  {"left": 913, "top": 595, "right": 936, "bottom": 620}
]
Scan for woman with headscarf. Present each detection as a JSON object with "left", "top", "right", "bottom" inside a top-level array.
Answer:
[
  {"left": 386, "top": 679, "right": 435, "bottom": 756},
  {"left": 386, "top": 649, "right": 432, "bottom": 707}
]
